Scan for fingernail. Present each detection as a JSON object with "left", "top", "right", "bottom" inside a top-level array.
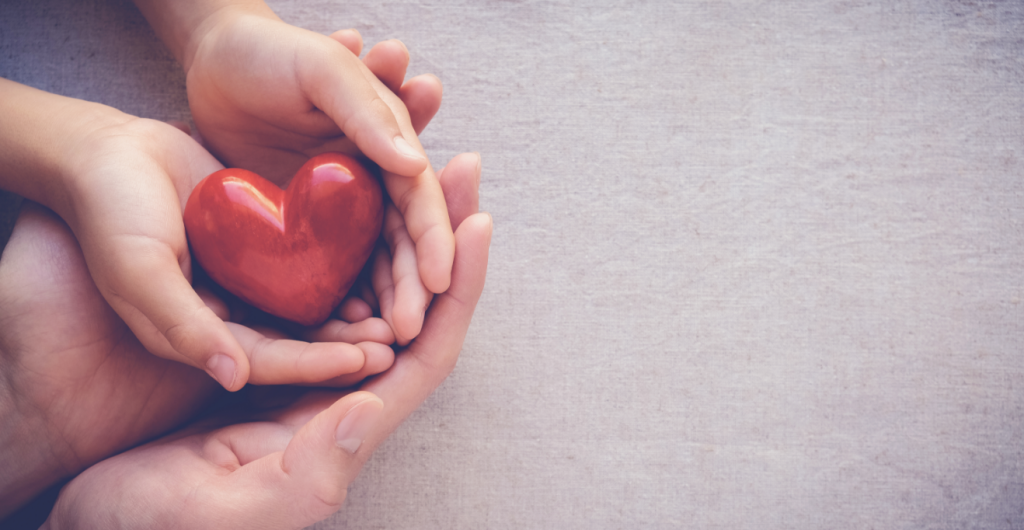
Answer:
[
  {"left": 335, "top": 397, "right": 384, "bottom": 453},
  {"left": 206, "top": 354, "right": 237, "bottom": 390},
  {"left": 394, "top": 136, "right": 425, "bottom": 161}
]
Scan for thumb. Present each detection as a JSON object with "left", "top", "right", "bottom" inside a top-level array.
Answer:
[
  {"left": 92, "top": 240, "right": 250, "bottom": 391},
  {"left": 268, "top": 392, "right": 384, "bottom": 525}
]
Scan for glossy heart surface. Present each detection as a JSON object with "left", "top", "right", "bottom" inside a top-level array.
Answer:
[{"left": 184, "top": 153, "right": 383, "bottom": 325}]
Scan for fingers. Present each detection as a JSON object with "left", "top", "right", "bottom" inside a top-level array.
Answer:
[
  {"left": 312, "top": 33, "right": 453, "bottom": 297},
  {"left": 93, "top": 240, "right": 249, "bottom": 391},
  {"left": 437, "top": 152, "right": 482, "bottom": 230},
  {"left": 385, "top": 148, "right": 481, "bottom": 299},
  {"left": 372, "top": 73, "right": 453, "bottom": 298},
  {"left": 361, "top": 212, "right": 492, "bottom": 448},
  {"left": 304, "top": 39, "right": 453, "bottom": 291},
  {"left": 228, "top": 391, "right": 384, "bottom": 527},
  {"left": 300, "top": 38, "right": 427, "bottom": 177},
  {"left": 298, "top": 318, "right": 397, "bottom": 385},
  {"left": 301, "top": 317, "right": 395, "bottom": 345},
  {"left": 378, "top": 204, "right": 431, "bottom": 345},
  {"left": 400, "top": 74, "right": 443, "bottom": 135},
  {"left": 225, "top": 323, "right": 376, "bottom": 385},
  {"left": 372, "top": 152, "right": 482, "bottom": 344},
  {"left": 359, "top": 39, "right": 441, "bottom": 135},
  {"left": 327, "top": 28, "right": 363, "bottom": 56},
  {"left": 194, "top": 279, "right": 394, "bottom": 386},
  {"left": 404, "top": 212, "right": 491, "bottom": 380},
  {"left": 381, "top": 166, "right": 455, "bottom": 294},
  {"left": 322, "top": 34, "right": 440, "bottom": 135},
  {"left": 362, "top": 39, "right": 409, "bottom": 94},
  {"left": 336, "top": 296, "right": 374, "bottom": 323},
  {"left": 285, "top": 391, "right": 383, "bottom": 490},
  {"left": 355, "top": 39, "right": 453, "bottom": 295},
  {"left": 301, "top": 341, "right": 394, "bottom": 388}
]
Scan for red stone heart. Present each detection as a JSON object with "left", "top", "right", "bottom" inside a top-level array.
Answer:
[{"left": 184, "top": 153, "right": 383, "bottom": 326}]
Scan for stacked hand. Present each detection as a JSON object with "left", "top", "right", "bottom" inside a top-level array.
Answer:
[
  {"left": 0, "top": 111, "right": 463, "bottom": 517},
  {"left": 0, "top": 1, "right": 485, "bottom": 526},
  {"left": 40, "top": 152, "right": 488, "bottom": 529},
  {"left": 0, "top": 201, "right": 218, "bottom": 517},
  {"left": 140, "top": 0, "right": 455, "bottom": 344},
  {"left": 0, "top": 16, "right": 443, "bottom": 389}
]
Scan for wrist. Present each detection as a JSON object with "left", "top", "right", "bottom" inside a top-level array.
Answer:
[
  {"left": 0, "top": 79, "right": 128, "bottom": 218},
  {"left": 132, "top": 0, "right": 280, "bottom": 73},
  {"left": 47, "top": 102, "right": 135, "bottom": 224}
]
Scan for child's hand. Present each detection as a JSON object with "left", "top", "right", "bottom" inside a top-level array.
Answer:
[
  {"left": 0, "top": 79, "right": 400, "bottom": 392},
  {"left": 132, "top": 0, "right": 456, "bottom": 343},
  {"left": 338, "top": 153, "right": 482, "bottom": 345},
  {"left": 0, "top": 78, "right": 246, "bottom": 389},
  {"left": 42, "top": 150, "right": 491, "bottom": 530},
  {"left": 186, "top": 14, "right": 433, "bottom": 183},
  {"left": 0, "top": 201, "right": 401, "bottom": 518}
]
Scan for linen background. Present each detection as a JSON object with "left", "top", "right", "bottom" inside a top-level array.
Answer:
[{"left": 1, "top": 1, "right": 1022, "bottom": 528}]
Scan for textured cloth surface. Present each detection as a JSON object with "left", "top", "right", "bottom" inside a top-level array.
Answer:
[{"left": 2, "top": 1, "right": 1023, "bottom": 528}]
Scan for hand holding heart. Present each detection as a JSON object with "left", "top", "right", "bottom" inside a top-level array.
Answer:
[
  {"left": 40, "top": 151, "right": 490, "bottom": 530},
  {"left": 36, "top": 115, "right": 400, "bottom": 392},
  {"left": 0, "top": 64, "right": 472, "bottom": 522},
  {"left": 0, "top": 0, "right": 479, "bottom": 524},
  {"left": 0, "top": 150, "right": 487, "bottom": 525},
  {"left": 0, "top": 32, "right": 445, "bottom": 392},
  {"left": 160, "top": 3, "right": 456, "bottom": 324}
]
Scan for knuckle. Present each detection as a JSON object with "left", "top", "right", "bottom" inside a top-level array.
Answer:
[
  {"left": 306, "top": 481, "right": 347, "bottom": 518},
  {"left": 245, "top": 335, "right": 276, "bottom": 380}
]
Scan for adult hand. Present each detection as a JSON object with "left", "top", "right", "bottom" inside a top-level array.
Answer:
[
  {"left": 0, "top": 202, "right": 216, "bottom": 518},
  {"left": 0, "top": 78, "right": 245, "bottom": 390},
  {"left": 186, "top": 28, "right": 447, "bottom": 345},
  {"left": 349, "top": 152, "right": 484, "bottom": 346},
  {"left": 0, "top": 199, "right": 400, "bottom": 519},
  {"left": 0, "top": 71, "right": 444, "bottom": 391},
  {"left": 43, "top": 152, "right": 490, "bottom": 529}
]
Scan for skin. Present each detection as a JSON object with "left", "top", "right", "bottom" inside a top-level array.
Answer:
[
  {"left": 0, "top": 32, "right": 441, "bottom": 390},
  {"left": 133, "top": 0, "right": 455, "bottom": 340},
  {"left": 0, "top": 144, "right": 454, "bottom": 516},
  {"left": 0, "top": 151, "right": 485, "bottom": 528},
  {"left": 0, "top": 4, "right": 481, "bottom": 525}
]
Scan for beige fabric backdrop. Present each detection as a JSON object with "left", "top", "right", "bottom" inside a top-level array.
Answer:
[{"left": 2, "top": 1, "right": 1023, "bottom": 528}]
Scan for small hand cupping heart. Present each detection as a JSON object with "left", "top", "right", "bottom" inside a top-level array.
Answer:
[{"left": 183, "top": 153, "right": 383, "bottom": 326}]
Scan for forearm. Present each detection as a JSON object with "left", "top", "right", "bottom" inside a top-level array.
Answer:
[
  {"left": 0, "top": 78, "right": 130, "bottom": 216},
  {"left": 131, "top": 0, "right": 280, "bottom": 71}
]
